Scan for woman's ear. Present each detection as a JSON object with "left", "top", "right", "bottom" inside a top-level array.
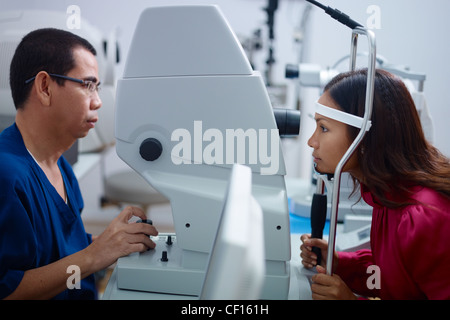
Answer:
[{"left": 33, "top": 71, "right": 52, "bottom": 106}]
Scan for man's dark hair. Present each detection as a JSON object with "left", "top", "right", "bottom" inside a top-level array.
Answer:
[{"left": 9, "top": 28, "right": 97, "bottom": 109}]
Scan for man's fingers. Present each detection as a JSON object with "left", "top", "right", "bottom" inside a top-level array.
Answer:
[
  {"left": 125, "top": 233, "right": 156, "bottom": 250},
  {"left": 118, "top": 206, "right": 147, "bottom": 222},
  {"left": 128, "top": 223, "right": 159, "bottom": 237}
]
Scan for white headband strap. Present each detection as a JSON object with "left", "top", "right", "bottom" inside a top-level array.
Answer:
[{"left": 315, "top": 101, "right": 372, "bottom": 132}]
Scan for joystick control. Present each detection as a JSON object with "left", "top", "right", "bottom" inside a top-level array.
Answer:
[{"left": 137, "top": 219, "right": 153, "bottom": 225}]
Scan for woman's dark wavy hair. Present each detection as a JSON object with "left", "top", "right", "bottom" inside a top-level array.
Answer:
[{"left": 324, "top": 68, "right": 450, "bottom": 208}]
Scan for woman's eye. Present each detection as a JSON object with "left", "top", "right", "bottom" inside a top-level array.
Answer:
[{"left": 320, "top": 125, "right": 329, "bottom": 133}]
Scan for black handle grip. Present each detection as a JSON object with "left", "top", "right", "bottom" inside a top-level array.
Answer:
[{"left": 310, "top": 193, "right": 327, "bottom": 265}]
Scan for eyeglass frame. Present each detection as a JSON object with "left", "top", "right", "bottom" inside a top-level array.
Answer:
[{"left": 24, "top": 73, "right": 101, "bottom": 93}]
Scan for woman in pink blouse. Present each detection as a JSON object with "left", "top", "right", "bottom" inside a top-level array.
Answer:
[{"left": 300, "top": 69, "right": 450, "bottom": 300}]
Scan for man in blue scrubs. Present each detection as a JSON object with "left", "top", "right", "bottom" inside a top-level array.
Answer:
[{"left": 0, "top": 28, "right": 158, "bottom": 299}]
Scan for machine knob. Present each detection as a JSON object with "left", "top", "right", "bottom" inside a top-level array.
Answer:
[
  {"left": 161, "top": 251, "right": 168, "bottom": 262},
  {"left": 137, "top": 219, "right": 153, "bottom": 225},
  {"left": 139, "top": 138, "right": 163, "bottom": 161},
  {"left": 285, "top": 63, "right": 299, "bottom": 79}
]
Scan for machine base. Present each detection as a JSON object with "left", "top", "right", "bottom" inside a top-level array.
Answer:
[{"left": 108, "top": 233, "right": 290, "bottom": 299}]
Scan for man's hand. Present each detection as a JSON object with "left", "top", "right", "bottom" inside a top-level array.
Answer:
[{"left": 86, "top": 206, "right": 159, "bottom": 270}]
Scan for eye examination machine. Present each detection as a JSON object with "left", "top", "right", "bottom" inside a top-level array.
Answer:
[{"left": 103, "top": 5, "right": 299, "bottom": 299}]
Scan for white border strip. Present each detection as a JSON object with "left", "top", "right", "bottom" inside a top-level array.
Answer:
[{"left": 315, "top": 101, "right": 372, "bottom": 132}]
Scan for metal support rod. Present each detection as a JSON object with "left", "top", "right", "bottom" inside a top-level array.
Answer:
[
  {"left": 326, "top": 27, "right": 376, "bottom": 275},
  {"left": 350, "top": 32, "right": 358, "bottom": 70},
  {"left": 316, "top": 175, "right": 325, "bottom": 194}
]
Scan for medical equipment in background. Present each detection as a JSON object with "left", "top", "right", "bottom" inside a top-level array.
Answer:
[
  {"left": 377, "top": 58, "right": 432, "bottom": 142},
  {"left": 286, "top": 63, "right": 339, "bottom": 89},
  {"left": 104, "top": 5, "right": 300, "bottom": 299},
  {"left": 263, "top": 0, "right": 278, "bottom": 87},
  {"left": 304, "top": 0, "right": 376, "bottom": 275},
  {"left": 262, "top": 0, "right": 289, "bottom": 109}
]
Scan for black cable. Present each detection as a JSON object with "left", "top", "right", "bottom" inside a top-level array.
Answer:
[
  {"left": 306, "top": 0, "right": 327, "bottom": 11},
  {"left": 306, "top": 0, "right": 363, "bottom": 29}
]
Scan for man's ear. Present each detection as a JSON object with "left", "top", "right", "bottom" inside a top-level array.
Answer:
[{"left": 33, "top": 71, "right": 52, "bottom": 106}]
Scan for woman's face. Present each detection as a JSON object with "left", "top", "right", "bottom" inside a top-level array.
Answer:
[{"left": 308, "top": 92, "right": 360, "bottom": 177}]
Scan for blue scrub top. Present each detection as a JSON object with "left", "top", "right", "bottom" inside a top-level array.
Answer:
[{"left": 0, "top": 124, "right": 97, "bottom": 299}]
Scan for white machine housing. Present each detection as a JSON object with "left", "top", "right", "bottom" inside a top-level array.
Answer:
[
  {"left": 200, "top": 164, "right": 265, "bottom": 300},
  {"left": 113, "top": 5, "right": 290, "bottom": 299}
]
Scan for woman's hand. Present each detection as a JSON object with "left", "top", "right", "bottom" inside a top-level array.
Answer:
[
  {"left": 300, "top": 234, "right": 356, "bottom": 300},
  {"left": 311, "top": 265, "right": 357, "bottom": 300},
  {"left": 300, "top": 233, "right": 332, "bottom": 269}
]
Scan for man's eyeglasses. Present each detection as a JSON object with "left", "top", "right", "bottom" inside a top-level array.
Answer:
[{"left": 25, "top": 73, "right": 101, "bottom": 93}]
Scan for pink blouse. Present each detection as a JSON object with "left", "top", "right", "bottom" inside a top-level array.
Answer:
[{"left": 336, "top": 185, "right": 450, "bottom": 299}]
